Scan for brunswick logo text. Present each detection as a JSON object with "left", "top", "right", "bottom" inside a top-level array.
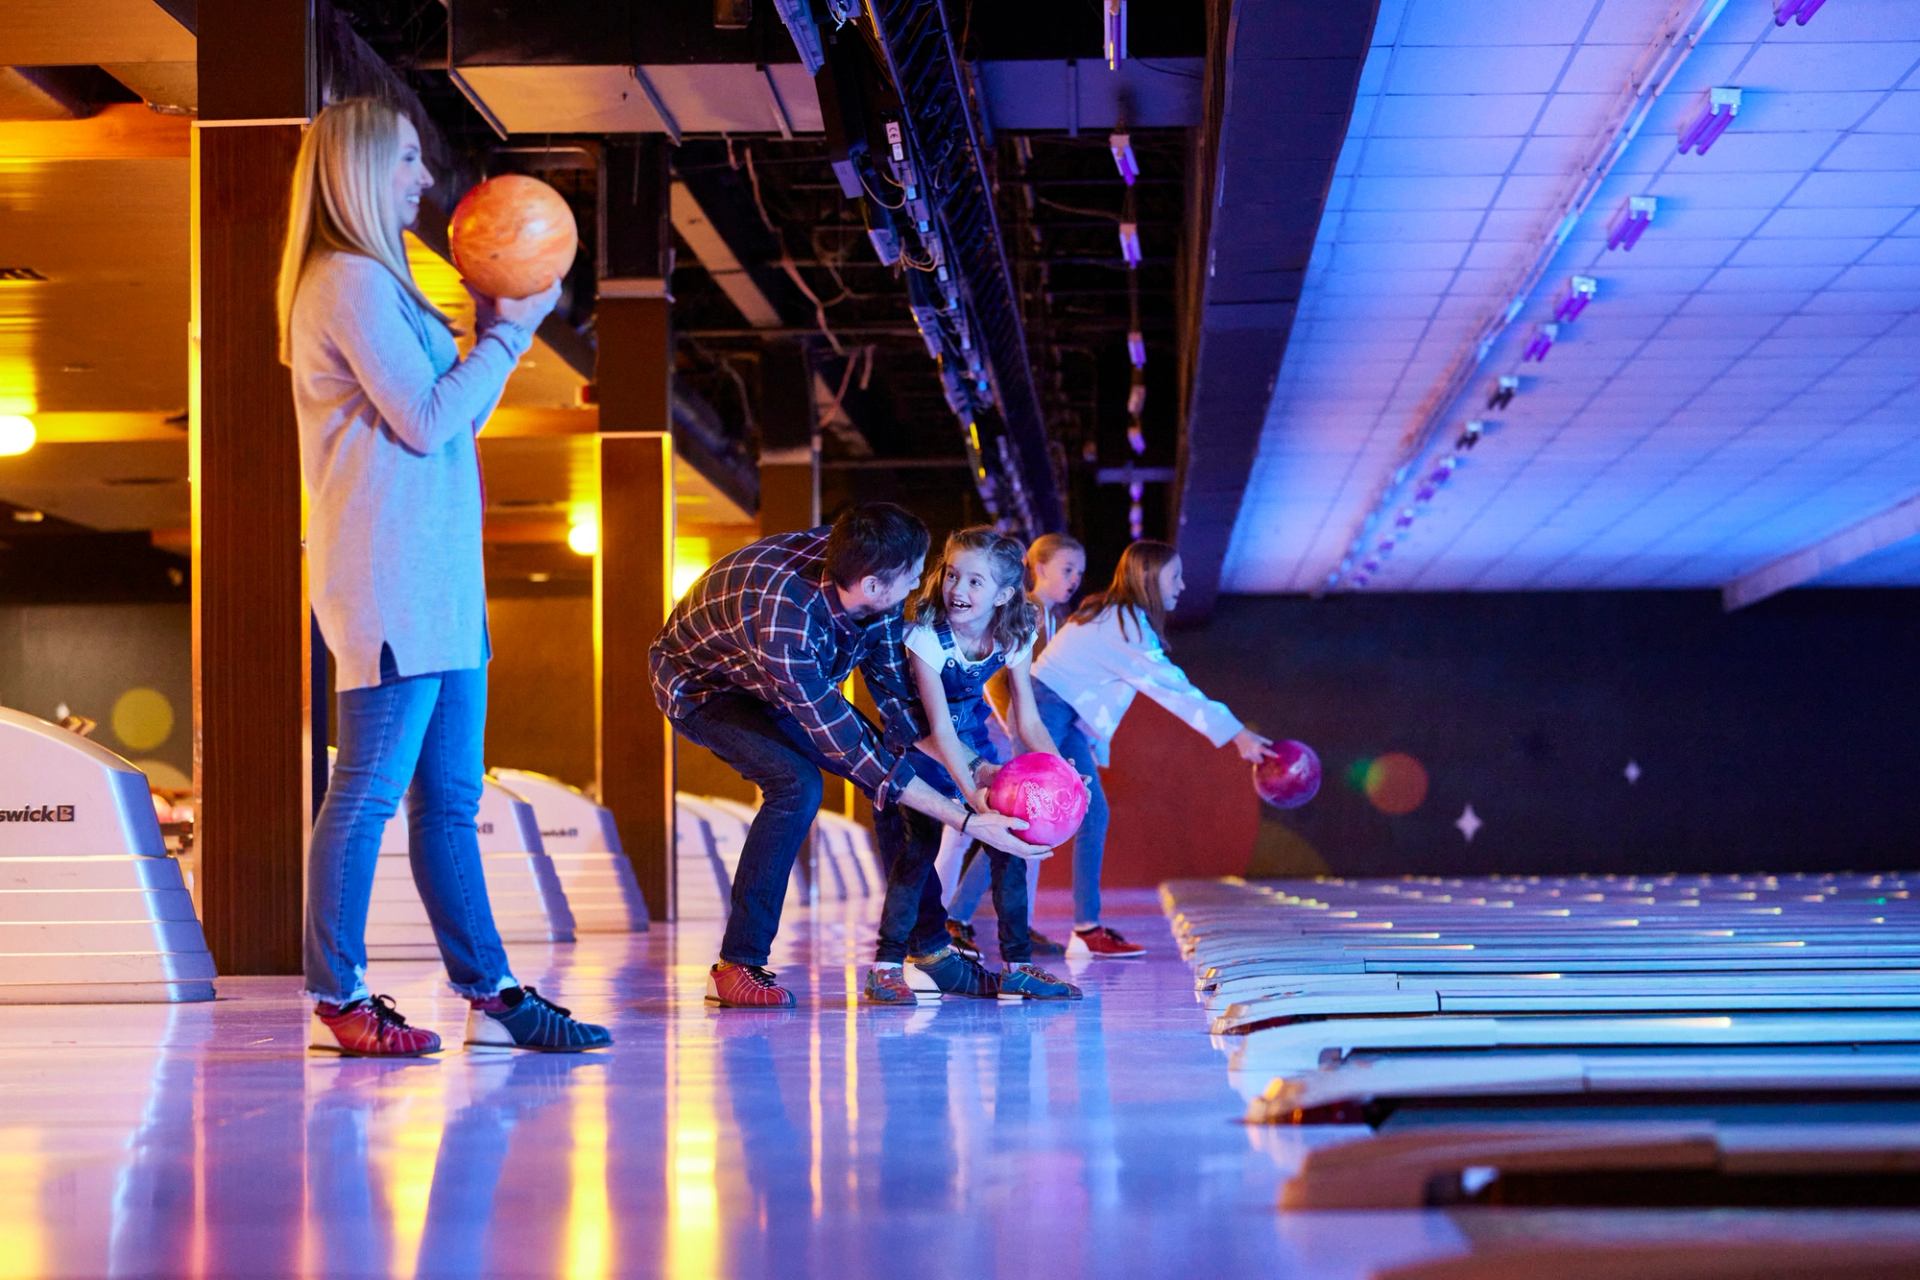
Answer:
[{"left": 0, "top": 805, "right": 78, "bottom": 823}]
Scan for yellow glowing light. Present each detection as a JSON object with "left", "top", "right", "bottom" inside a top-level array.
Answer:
[
  {"left": 565, "top": 1071, "right": 613, "bottom": 1279},
  {"left": 671, "top": 562, "right": 705, "bottom": 600},
  {"left": 673, "top": 535, "right": 711, "bottom": 601},
  {"left": 404, "top": 231, "right": 478, "bottom": 344},
  {"left": 666, "top": 1015, "right": 720, "bottom": 1279},
  {"left": 386, "top": 1094, "right": 446, "bottom": 1277},
  {"left": 810, "top": 1007, "right": 824, "bottom": 1217},
  {"left": 568, "top": 516, "right": 600, "bottom": 557},
  {"left": 0, "top": 415, "right": 35, "bottom": 457},
  {"left": 112, "top": 687, "right": 175, "bottom": 752},
  {"left": 0, "top": 1129, "right": 45, "bottom": 1279},
  {"left": 967, "top": 420, "right": 980, "bottom": 451}
]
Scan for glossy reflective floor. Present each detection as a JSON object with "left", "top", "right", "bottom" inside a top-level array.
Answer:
[{"left": 3, "top": 889, "right": 1913, "bottom": 1279}]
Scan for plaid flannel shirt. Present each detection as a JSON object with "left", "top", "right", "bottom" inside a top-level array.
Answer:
[{"left": 649, "top": 527, "right": 925, "bottom": 806}]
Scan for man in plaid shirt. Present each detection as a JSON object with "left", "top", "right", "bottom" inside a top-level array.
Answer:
[{"left": 653, "top": 503, "right": 1042, "bottom": 1007}]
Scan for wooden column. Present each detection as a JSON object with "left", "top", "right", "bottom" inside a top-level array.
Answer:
[
  {"left": 189, "top": 0, "right": 315, "bottom": 974},
  {"left": 595, "top": 138, "right": 676, "bottom": 920},
  {"left": 594, "top": 420, "right": 674, "bottom": 924}
]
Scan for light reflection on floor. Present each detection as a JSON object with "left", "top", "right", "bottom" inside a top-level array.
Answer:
[{"left": 0, "top": 889, "right": 1455, "bottom": 1278}]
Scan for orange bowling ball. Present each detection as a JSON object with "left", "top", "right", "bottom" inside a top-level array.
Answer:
[{"left": 448, "top": 174, "right": 578, "bottom": 300}]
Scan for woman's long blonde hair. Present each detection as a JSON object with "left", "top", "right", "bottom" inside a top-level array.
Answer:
[
  {"left": 1070, "top": 539, "right": 1176, "bottom": 646},
  {"left": 908, "top": 526, "right": 1039, "bottom": 657},
  {"left": 276, "top": 97, "right": 451, "bottom": 364}
]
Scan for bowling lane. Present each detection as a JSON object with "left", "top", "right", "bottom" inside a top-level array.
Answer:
[
  {"left": 0, "top": 890, "right": 1482, "bottom": 1280},
  {"left": 1168, "top": 875, "right": 1920, "bottom": 1225}
]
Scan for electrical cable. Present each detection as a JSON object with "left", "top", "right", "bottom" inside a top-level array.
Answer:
[{"left": 741, "top": 142, "right": 847, "bottom": 354}]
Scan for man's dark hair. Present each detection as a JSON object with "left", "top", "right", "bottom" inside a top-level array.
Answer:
[{"left": 824, "top": 502, "right": 930, "bottom": 588}]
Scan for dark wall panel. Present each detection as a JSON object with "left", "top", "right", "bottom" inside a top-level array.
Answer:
[
  {"left": 1103, "top": 589, "right": 1920, "bottom": 881},
  {"left": 0, "top": 603, "right": 193, "bottom": 782}
]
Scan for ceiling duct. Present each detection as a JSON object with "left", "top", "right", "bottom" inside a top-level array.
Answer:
[
  {"left": 791, "top": 0, "right": 1064, "bottom": 533},
  {"left": 445, "top": 0, "right": 821, "bottom": 138}
]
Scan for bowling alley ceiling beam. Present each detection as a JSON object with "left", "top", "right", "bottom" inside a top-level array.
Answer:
[
  {"left": 0, "top": 0, "right": 195, "bottom": 65},
  {"left": 444, "top": 0, "right": 820, "bottom": 136},
  {"left": 0, "top": 105, "right": 190, "bottom": 160},
  {"left": 1721, "top": 491, "right": 1920, "bottom": 611},
  {"left": 1167, "top": 0, "right": 1378, "bottom": 622},
  {"left": 669, "top": 181, "right": 781, "bottom": 330}
]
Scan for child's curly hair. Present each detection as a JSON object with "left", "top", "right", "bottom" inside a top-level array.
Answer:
[{"left": 908, "top": 526, "right": 1039, "bottom": 656}]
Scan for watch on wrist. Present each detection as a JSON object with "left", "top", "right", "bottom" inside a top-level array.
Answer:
[{"left": 967, "top": 754, "right": 986, "bottom": 780}]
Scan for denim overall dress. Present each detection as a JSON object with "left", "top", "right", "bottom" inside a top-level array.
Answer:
[
  {"left": 874, "top": 622, "right": 1033, "bottom": 965},
  {"left": 876, "top": 621, "right": 1034, "bottom": 965},
  {"left": 925, "top": 621, "right": 1006, "bottom": 796}
]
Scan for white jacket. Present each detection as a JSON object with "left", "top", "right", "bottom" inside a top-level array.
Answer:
[{"left": 1030, "top": 605, "right": 1243, "bottom": 765}]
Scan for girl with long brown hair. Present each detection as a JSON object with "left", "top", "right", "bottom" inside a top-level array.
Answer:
[{"left": 1028, "top": 541, "right": 1275, "bottom": 957}]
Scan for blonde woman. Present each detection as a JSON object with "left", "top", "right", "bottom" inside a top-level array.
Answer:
[{"left": 281, "top": 98, "right": 607, "bottom": 1055}]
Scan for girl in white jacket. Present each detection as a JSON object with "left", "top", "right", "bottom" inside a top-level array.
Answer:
[{"left": 1030, "top": 541, "right": 1275, "bottom": 957}]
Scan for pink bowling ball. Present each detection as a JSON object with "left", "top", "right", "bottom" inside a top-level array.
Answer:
[
  {"left": 1253, "top": 740, "right": 1322, "bottom": 810},
  {"left": 987, "top": 752, "right": 1091, "bottom": 847}
]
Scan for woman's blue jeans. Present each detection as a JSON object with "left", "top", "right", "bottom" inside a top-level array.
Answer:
[
  {"left": 1032, "top": 679, "right": 1111, "bottom": 927},
  {"left": 304, "top": 650, "right": 514, "bottom": 1004}
]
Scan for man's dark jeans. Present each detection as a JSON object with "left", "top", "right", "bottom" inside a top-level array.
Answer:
[
  {"left": 873, "top": 749, "right": 980, "bottom": 965},
  {"left": 673, "top": 693, "right": 942, "bottom": 967}
]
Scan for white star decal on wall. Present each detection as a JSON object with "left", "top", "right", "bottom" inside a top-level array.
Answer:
[
  {"left": 1624, "top": 760, "right": 1642, "bottom": 784},
  {"left": 1455, "top": 804, "right": 1483, "bottom": 843}
]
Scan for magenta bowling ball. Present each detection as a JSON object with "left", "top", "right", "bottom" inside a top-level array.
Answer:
[
  {"left": 987, "top": 752, "right": 1091, "bottom": 846},
  {"left": 1253, "top": 741, "right": 1321, "bottom": 809}
]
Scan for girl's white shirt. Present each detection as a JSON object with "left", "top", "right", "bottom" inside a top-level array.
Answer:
[
  {"left": 903, "top": 622, "right": 1036, "bottom": 673},
  {"left": 1030, "top": 605, "right": 1243, "bottom": 766}
]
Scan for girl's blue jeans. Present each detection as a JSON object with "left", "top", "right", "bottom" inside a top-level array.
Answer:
[{"left": 1031, "top": 679, "right": 1111, "bottom": 927}]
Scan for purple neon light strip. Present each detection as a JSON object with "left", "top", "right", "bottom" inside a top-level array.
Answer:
[
  {"left": 1678, "top": 108, "right": 1714, "bottom": 154},
  {"left": 1694, "top": 107, "right": 1736, "bottom": 154}
]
